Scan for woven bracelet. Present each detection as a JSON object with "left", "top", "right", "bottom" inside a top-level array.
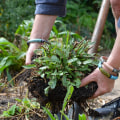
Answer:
[
  {"left": 100, "top": 56, "right": 120, "bottom": 75},
  {"left": 27, "top": 39, "right": 50, "bottom": 46},
  {"left": 103, "top": 62, "right": 119, "bottom": 75},
  {"left": 98, "top": 60, "right": 118, "bottom": 80}
]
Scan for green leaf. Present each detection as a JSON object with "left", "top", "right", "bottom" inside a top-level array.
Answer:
[
  {"left": 15, "top": 98, "right": 22, "bottom": 103},
  {"left": 68, "top": 58, "right": 78, "bottom": 64},
  {"left": 6, "top": 68, "right": 14, "bottom": 85},
  {"left": 0, "top": 57, "right": 13, "bottom": 74},
  {"left": 8, "top": 105, "right": 16, "bottom": 116},
  {"left": 22, "top": 64, "right": 36, "bottom": 69},
  {"left": 83, "top": 59, "right": 93, "bottom": 65},
  {"left": 62, "top": 75, "right": 68, "bottom": 87},
  {"left": 31, "top": 102, "right": 40, "bottom": 109},
  {"left": 75, "top": 78, "right": 81, "bottom": 88},
  {"left": 0, "top": 66, "right": 8, "bottom": 75},
  {"left": 51, "top": 55, "right": 60, "bottom": 62},
  {"left": 56, "top": 49, "right": 62, "bottom": 57},
  {"left": 44, "top": 86, "right": 50, "bottom": 96},
  {"left": 60, "top": 111, "right": 70, "bottom": 120},
  {"left": 43, "top": 107, "right": 56, "bottom": 120},
  {"left": 41, "top": 73, "right": 45, "bottom": 78},
  {"left": 62, "top": 85, "right": 74, "bottom": 112},
  {"left": 48, "top": 78, "right": 57, "bottom": 89},
  {"left": 1, "top": 111, "right": 10, "bottom": 117},
  {"left": 66, "top": 31, "right": 69, "bottom": 46},
  {"left": 17, "top": 52, "right": 26, "bottom": 59},
  {"left": 0, "top": 37, "right": 20, "bottom": 52},
  {"left": 78, "top": 114, "right": 86, "bottom": 120},
  {"left": 61, "top": 85, "right": 74, "bottom": 120},
  {"left": 39, "top": 66, "right": 49, "bottom": 70},
  {"left": 77, "top": 61, "right": 82, "bottom": 65},
  {"left": 51, "top": 70, "right": 57, "bottom": 76},
  {"left": 22, "top": 98, "right": 30, "bottom": 108},
  {"left": 0, "top": 57, "right": 9, "bottom": 66},
  {"left": 16, "top": 106, "right": 22, "bottom": 114},
  {"left": 54, "top": 114, "right": 59, "bottom": 120},
  {"left": 0, "top": 46, "right": 7, "bottom": 54}
]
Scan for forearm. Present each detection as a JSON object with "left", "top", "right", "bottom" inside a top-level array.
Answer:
[
  {"left": 107, "top": 29, "right": 120, "bottom": 69},
  {"left": 26, "top": 0, "right": 67, "bottom": 64},
  {"left": 26, "top": 15, "right": 56, "bottom": 64},
  {"left": 108, "top": 0, "right": 120, "bottom": 69},
  {"left": 30, "top": 0, "right": 67, "bottom": 39},
  {"left": 30, "top": 15, "right": 57, "bottom": 40}
]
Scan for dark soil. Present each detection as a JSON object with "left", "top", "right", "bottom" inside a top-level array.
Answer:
[{"left": 27, "top": 74, "right": 98, "bottom": 115}]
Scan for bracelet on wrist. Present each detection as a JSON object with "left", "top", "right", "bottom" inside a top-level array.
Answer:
[
  {"left": 100, "top": 56, "right": 120, "bottom": 75},
  {"left": 103, "top": 62, "right": 119, "bottom": 75},
  {"left": 98, "top": 60, "right": 118, "bottom": 80},
  {"left": 27, "top": 39, "right": 50, "bottom": 46}
]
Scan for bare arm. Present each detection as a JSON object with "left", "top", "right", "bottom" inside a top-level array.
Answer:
[
  {"left": 26, "top": 15, "right": 57, "bottom": 64},
  {"left": 107, "top": 30, "right": 120, "bottom": 68},
  {"left": 80, "top": 30, "right": 120, "bottom": 98},
  {"left": 80, "top": 0, "right": 120, "bottom": 98}
]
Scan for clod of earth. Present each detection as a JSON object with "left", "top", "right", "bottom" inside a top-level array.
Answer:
[{"left": 25, "top": 69, "right": 98, "bottom": 115}]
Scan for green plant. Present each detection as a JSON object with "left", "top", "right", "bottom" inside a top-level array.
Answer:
[
  {"left": 0, "top": 0, "right": 35, "bottom": 40},
  {"left": 0, "top": 98, "right": 40, "bottom": 118},
  {"left": 15, "top": 18, "right": 34, "bottom": 38},
  {"left": 1, "top": 105, "right": 20, "bottom": 117},
  {"left": 43, "top": 108, "right": 86, "bottom": 120},
  {"left": 0, "top": 37, "right": 27, "bottom": 81},
  {"left": 57, "top": 0, "right": 101, "bottom": 37},
  {"left": 24, "top": 33, "right": 97, "bottom": 91}
]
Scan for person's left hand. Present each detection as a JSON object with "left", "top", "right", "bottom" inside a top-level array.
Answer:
[
  {"left": 26, "top": 43, "right": 42, "bottom": 65},
  {"left": 80, "top": 68, "right": 115, "bottom": 98}
]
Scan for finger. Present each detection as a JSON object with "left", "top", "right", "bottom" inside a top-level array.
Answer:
[
  {"left": 90, "top": 89, "right": 104, "bottom": 99},
  {"left": 26, "top": 43, "right": 41, "bottom": 65},
  {"left": 80, "top": 75, "right": 95, "bottom": 87},
  {"left": 25, "top": 49, "right": 34, "bottom": 65},
  {"left": 26, "top": 45, "right": 37, "bottom": 64}
]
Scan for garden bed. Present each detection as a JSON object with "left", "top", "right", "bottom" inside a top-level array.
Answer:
[{"left": 0, "top": 76, "right": 118, "bottom": 120}]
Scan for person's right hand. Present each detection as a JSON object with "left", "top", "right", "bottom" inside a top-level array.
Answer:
[
  {"left": 80, "top": 68, "right": 115, "bottom": 98},
  {"left": 26, "top": 43, "right": 42, "bottom": 65}
]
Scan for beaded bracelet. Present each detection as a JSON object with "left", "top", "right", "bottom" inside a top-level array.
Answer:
[
  {"left": 98, "top": 60, "right": 118, "bottom": 80},
  {"left": 27, "top": 39, "right": 50, "bottom": 46},
  {"left": 100, "top": 56, "right": 120, "bottom": 75}
]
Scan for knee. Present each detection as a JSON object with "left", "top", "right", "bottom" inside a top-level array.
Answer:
[{"left": 110, "top": 0, "right": 120, "bottom": 19}]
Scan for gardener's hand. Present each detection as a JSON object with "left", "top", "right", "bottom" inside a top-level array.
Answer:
[
  {"left": 26, "top": 43, "right": 42, "bottom": 65},
  {"left": 80, "top": 68, "right": 115, "bottom": 98},
  {"left": 25, "top": 15, "right": 57, "bottom": 65}
]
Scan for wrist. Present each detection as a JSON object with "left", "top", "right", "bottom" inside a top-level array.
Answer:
[
  {"left": 98, "top": 56, "right": 119, "bottom": 80},
  {"left": 102, "top": 63, "right": 117, "bottom": 76},
  {"left": 100, "top": 56, "right": 120, "bottom": 75},
  {"left": 107, "top": 55, "right": 120, "bottom": 70},
  {"left": 27, "top": 39, "right": 50, "bottom": 46}
]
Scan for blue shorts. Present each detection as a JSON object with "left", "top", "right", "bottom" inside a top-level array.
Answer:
[{"left": 35, "top": 0, "right": 67, "bottom": 17}]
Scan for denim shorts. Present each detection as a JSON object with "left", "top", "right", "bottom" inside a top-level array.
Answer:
[{"left": 35, "top": 0, "right": 67, "bottom": 17}]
